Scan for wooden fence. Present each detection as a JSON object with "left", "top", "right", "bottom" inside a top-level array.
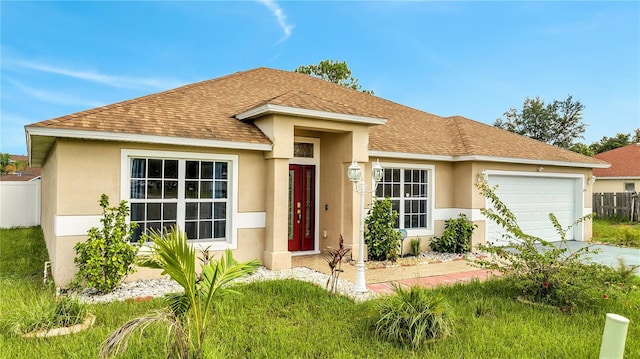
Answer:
[{"left": 593, "top": 192, "right": 639, "bottom": 222}]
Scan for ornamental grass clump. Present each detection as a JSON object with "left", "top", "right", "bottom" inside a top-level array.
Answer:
[
  {"left": 370, "top": 285, "right": 454, "bottom": 348},
  {"left": 2, "top": 294, "right": 87, "bottom": 337}
]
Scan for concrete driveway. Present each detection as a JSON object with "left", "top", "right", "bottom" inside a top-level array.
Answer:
[{"left": 551, "top": 241, "right": 640, "bottom": 274}]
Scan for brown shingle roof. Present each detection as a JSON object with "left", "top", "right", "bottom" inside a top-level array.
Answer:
[
  {"left": 593, "top": 143, "right": 640, "bottom": 177},
  {"left": 27, "top": 67, "right": 605, "bottom": 167}
]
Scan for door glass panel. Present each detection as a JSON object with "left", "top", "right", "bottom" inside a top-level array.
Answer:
[
  {"left": 305, "top": 169, "right": 312, "bottom": 237},
  {"left": 288, "top": 170, "right": 294, "bottom": 238}
]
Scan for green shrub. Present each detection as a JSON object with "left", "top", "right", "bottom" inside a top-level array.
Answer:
[
  {"left": 74, "top": 194, "right": 141, "bottom": 293},
  {"left": 429, "top": 214, "right": 477, "bottom": 253},
  {"left": 364, "top": 198, "right": 402, "bottom": 261},
  {"left": 370, "top": 285, "right": 454, "bottom": 348},
  {"left": 475, "top": 179, "right": 638, "bottom": 311}
]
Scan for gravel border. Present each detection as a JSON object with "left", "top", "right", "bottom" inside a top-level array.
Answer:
[
  {"left": 78, "top": 251, "right": 486, "bottom": 304},
  {"left": 78, "top": 266, "right": 377, "bottom": 304}
]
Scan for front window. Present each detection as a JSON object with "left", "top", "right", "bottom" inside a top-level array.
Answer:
[
  {"left": 128, "top": 156, "right": 231, "bottom": 243},
  {"left": 624, "top": 182, "right": 635, "bottom": 192},
  {"left": 375, "top": 167, "right": 431, "bottom": 231}
]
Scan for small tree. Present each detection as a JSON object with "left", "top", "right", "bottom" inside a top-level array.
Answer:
[
  {"left": 74, "top": 194, "right": 140, "bottom": 293},
  {"left": 294, "top": 59, "right": 374, "bottom": 94},
  {"left": 365, "top": 198, "right": 401, "bottom": 261},
  {"left": 101, "top": 228, "right": 260, "bottom": 359},
  {"left": 323, "top": 234, "right": 350, "bottom": 296}
]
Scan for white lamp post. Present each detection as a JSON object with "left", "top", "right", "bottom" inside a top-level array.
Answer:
[{"left": 348, "top": 159, "right": 384, "bottom": 292}]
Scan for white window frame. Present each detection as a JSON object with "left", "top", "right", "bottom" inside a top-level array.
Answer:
[
  {"left": 374, "top": 162, "right": 435, "bottom": 236},
  {"left": 624, "top": 182, "right": 635, "bottom": 192},
  {"left": 121, "top": 149, "right": 239, "bottom": 251}
]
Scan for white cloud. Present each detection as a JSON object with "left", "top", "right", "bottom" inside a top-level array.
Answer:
[
  {"left": 9, "top": 80, "right": 104, "bottom": 108},
  {"left": 257, "top": 0, "right": 294, "bottom": 40},
  {"left": 11, "top": 60, "right": 184, "bottom": 91}
]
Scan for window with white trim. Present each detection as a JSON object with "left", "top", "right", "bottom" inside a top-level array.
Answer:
[
  {"left": 128, "top": 157, "right": 230, "bottom": 242},
  {"left": 624, "top": 182, "right": 635, "bottom": 192},
  {"left": 375, "top": 168, "right": 431, "bottom": 230}
]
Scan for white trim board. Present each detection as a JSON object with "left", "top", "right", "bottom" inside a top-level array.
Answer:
[
  {"left": 55, "top": 213, "right": 265, "bottom": 237},
  {"left": 27, "top": 127, "right": 272, "bottom": 152},
  {"left": 369, "top": 150, "right": 610, "bottom": 169},
  {"left": 236, "top": 104, "right": 387, "bottom": 125}
]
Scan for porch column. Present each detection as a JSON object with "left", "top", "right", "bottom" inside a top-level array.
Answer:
[{"left": 262, "top": 157, "right": 292, "bottom": 270}]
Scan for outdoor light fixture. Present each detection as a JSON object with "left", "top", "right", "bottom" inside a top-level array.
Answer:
[
  {"left": 477, "top": 170, "right": 488, "bottom": 183},
  {"left": 348, "top": 159, "right": 384, "bottom": 292},
  {"left": 588, "top": 175, "right": 596, "bottom": 185}
]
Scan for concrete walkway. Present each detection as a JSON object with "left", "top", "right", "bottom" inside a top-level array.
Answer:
[
  {"left": 292, "top": 241, "right": 639, "bottom": 295},
  {"left": 553, "top": 241, "right": 640, "bottom": 273},
  {"left": 291, "top": 254, "right": 499, "bottom": 295}
]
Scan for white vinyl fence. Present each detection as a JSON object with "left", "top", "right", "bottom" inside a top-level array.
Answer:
[{"left": 0, "top": 180, "right": 41, "bottom": 228}]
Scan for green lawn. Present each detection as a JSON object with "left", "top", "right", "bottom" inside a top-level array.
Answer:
[
  {"left": 1, "top": 227, "right": 639, "bottom": 358},
  {"left": 592, "top": 218, "right": 640, "bottom": 248}
]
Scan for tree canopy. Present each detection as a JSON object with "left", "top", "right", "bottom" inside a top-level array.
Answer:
[
  {"left": 0, "top": 153, "right": 27, "bottom": 174},
  {"left": 294, "top": 60, "right": 373, "bottom": 94},
  {"left": 587, "top": 130, "right": 640, "bottom": 154},
  {"left": 494, "top": 95, "right": 586, "bottom": 149}
]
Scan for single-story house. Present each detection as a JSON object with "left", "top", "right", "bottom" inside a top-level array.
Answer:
[
  {"left": 593, "top": 143, "right": 640, "bottom": 193},
  {"left": 25, "top": 67, "right": 608, "bottom": 286}
]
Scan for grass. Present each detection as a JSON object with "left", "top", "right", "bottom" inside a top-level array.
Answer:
[
  {"left": 1, "top": 226, "right": 639, "bottom": 358},
  {"left": 592, "top": 218, "right": 640, "bottom": 248}
]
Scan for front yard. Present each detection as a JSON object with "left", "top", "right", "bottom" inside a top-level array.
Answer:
[{"left": 1, "top": 226, "right": 639, "bottom": 358}]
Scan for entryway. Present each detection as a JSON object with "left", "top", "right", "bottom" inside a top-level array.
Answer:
[{"left": 288, "top": 164, "right": 315, "bottom": 251}]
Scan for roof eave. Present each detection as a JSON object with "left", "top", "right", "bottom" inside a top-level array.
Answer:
[
  {"left": 595, "top": 176, "right": 640, "bottom": 180},
  {"left": 236, "top": 104, "right": 388, "bottom": 125},
  {"left": 369, "top": 150, "right": 611, "bottom": 169},
  {"left": 26, "top": 126, "right": 272, "bottom": 167}
]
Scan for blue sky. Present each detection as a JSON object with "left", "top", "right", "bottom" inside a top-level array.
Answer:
[{"left": 2, "top": 1, "right": 639, "bottom": 155}]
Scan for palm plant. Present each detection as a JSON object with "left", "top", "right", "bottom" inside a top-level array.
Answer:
[{"left": 100, "top": 228, "right": 261, "bottom": 359}]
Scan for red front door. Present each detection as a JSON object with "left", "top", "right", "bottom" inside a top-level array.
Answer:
[{"left": 288, "top": 164, "right": 315, "bottom": 251}]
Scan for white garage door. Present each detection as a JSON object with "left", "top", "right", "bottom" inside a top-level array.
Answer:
[{"left": 486, "top": 175, "right": 579, "bottom": 246}]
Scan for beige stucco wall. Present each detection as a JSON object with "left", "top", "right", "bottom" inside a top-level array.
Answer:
[
  {"left": 44, "top": 138, "right": 269, "bottom": 286},
  {"left": 593, "top": 179, "right": 640, "bottom": 194},
  {"left": 40, "top": 142, "right": 58, "bottom": 271},
  {"left": 40, "top": 122, "right": 598, "bottom": 286}
]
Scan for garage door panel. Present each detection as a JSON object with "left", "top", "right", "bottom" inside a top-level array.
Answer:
[{"left": 486, "top": 175, "right": 578, "bottom": 246}]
